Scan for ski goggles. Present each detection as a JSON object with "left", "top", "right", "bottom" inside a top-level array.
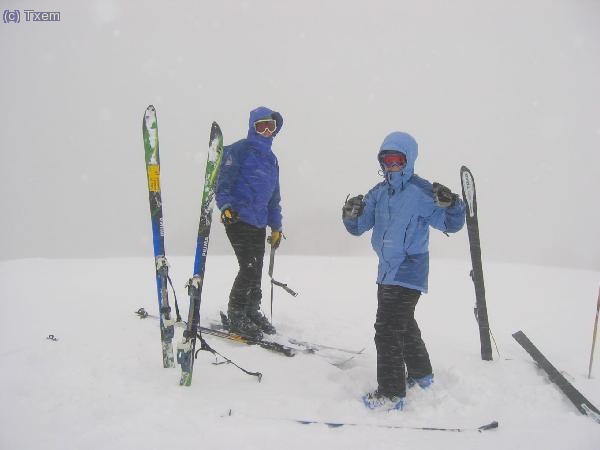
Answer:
[
  {"left": 380, "top": 152, "right": 407, "bottom": 168},
  {"left": 254, "top": 119, "right": 277, "bottom": 135}
]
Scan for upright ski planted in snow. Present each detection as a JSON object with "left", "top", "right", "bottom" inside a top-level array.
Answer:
[
  {"left": 177, "top": 122, "right": 224, "bottom": 386},
  {"left": 142, "top": 105, "right": 175, "bottom": 368},
  {"left": 460, "top": 166, "right": 493, "bottom": 361}
]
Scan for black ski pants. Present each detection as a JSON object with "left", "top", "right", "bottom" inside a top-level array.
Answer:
[
  {"left": 375, "top": 284, "right": 432, "bottom": 398},
  {"left": 225, "top": 221, "right": 266, "bottom": 313}
]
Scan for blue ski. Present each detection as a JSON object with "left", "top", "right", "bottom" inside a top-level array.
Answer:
[{"left": 142, "top": 105, "right": 175, "bottom": 368}]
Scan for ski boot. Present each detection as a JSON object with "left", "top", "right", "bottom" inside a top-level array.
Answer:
[
  {"left": 407, "top": 373, "right": 434, "bottom": 389},
  {"left": 226, "top": 309, "right": 263, "bottom": 340},
  {"left": 362, "top": 391, "right": 405, "bottom": 411},
  {"left": 247, "top": 309, "right": 276, "bottom": 335}
]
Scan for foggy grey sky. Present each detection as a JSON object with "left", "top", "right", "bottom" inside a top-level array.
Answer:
[{"left": 1, "top": 0, "right": 599, "bottom": 269}]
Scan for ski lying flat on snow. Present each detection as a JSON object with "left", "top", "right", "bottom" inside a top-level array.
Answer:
[
  {"left": 460, "top": 166, "right": 493, "bottom": 361},
  {"left": 210, "top": 318, "right": 365, "bottom": 356},
  {"left": 287, "top": 338, "right": 364, "bottom": 355},
  {"left": 224, "top": 410, "right": 498, "bottom": 432},
  {"left": 136, "top": 308, "right": 295, "bottom": 357},
  {"left": 294, "top": 418, "right": 498, "bottom": 432},
  {"left": 142, "top": 105, "right": 175, "bottom": 368},
  {"left": 136, "top": 308, "right": 360, "bottom": 365},
  {"left": 513, "top": 330, "right": 600, "bottom": 423},
  {"left": 198, "top": 324, "right": 295, "bottom": 357}
]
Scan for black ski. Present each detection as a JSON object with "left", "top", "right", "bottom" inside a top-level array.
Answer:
[
  {"left": 224, "top": 410, "right": 498, "bottom": 432},
  {"left": 215, "top": 313, "right": 364, "bottom": 356},
  {"left": 513, "top": 331, "right": 600, "bottom": 422},
  {"left": 460, "top": 166, "right": 493, "bottom": 361},
  {"left": 199, "top": 325, "right": 296, "bottom": 357},
  {"left": 136, "top": 308, "right": 295, "bottom": 357},
  {"left": 294, "top": 418, "right": 498, "bottom": 432},
  {"left": 136, "top": 308, "right": 362, "bottom": 363}
]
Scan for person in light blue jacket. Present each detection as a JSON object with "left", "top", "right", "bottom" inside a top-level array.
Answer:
[
  {"left": 342, "top": 131, "right": 465, "bottom": 411},
  {"left": 216, "top": 106, "right": 284, "bottom": 339}
]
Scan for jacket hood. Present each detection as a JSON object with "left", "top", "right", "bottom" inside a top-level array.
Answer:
[
  {"left": 378, "top": 131, "right": 418, "bottom": 188},
  {"left": 248, "top": 106, "right": 283, "bottom": 140}
]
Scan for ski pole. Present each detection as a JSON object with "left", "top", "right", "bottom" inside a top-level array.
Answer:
[
  {"left": 269, "top": 247, "right": 275, "bottom": 321},
  {"left": 588, "top": 286, "right": 600, "bottom": 379},
  {"left": 267, "top": 243, "right": 298, "bottom": 322}
]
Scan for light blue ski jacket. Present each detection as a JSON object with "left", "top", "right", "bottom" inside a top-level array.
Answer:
[{"left": 343, "top": 132, "right": 466, "bottom": 293}]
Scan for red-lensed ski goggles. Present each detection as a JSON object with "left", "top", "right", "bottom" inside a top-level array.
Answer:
[
  {"left": 380, "top": 152, "right": 407, "bottom": 168},
  {"left": 254, "top": 119, "right": 277, "bottom": 135}
]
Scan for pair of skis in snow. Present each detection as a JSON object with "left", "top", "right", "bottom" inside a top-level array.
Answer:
[
  {"left": 461, "top": 169, "right": 599, "bottom": 424},
  {"left": 142, "top": 105, "right": 224, "bottom": 386}
]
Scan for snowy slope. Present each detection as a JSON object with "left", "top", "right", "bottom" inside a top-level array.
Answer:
[{"left": 1, "top": 256, "right": 599, "bottom": 450}]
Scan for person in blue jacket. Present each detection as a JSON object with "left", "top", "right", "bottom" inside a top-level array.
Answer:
[
  {"left": 342, "top": 131, "right": 466, "bottom": 411},
  {"left": 216, "top": 106, "right": 284, "bottom": 340}
]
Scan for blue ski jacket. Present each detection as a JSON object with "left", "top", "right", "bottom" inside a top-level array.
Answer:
[
  {"left": 343, "top": 132, "right": 466, "bottom": 293},
  {"left": 216, "top": 106, "right": 284, "bottom": 230}
]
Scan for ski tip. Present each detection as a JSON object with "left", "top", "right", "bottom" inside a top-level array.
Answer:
[
  {"left": 209, "top": 121, "right": 223, "bottom": 145},
  {"left": 478, "top": 421, "right": 499, "bottom": 431},
  {"left": 143, "top": 106, "right": 157, "bottom": 127},
  {"left": 512, "top": 330, "right": 526, "bottom": 340},
  {"left": 295, "top": 419, "right": 344, "bottom": 428},
  {"left": 296, "top": 420, "right": 314, "bottom": 426}
]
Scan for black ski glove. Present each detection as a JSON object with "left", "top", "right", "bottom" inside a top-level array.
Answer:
[
  {"left": 432, "top": 183, "right": 459, "bottom": 208},
  {"left": 221, "top": 207, "right": 239, "bottom": 225},
  {"left": 343, "top": 194, "right": 365, "bottom": 219}
]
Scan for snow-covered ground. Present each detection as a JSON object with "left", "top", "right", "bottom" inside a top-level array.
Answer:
[{"left": 1, "top": 255, "right": 599, "bottom": 449}]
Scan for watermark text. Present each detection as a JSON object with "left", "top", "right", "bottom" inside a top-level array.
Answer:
[{"left": 3, "top": 10, "right": 61, "bottom": 23}]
